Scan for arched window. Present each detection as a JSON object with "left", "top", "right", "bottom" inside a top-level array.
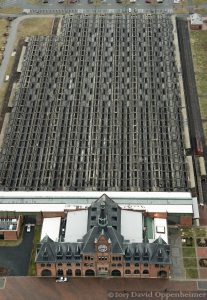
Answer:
[
  {"left": 125, "top": 269, "right": 131, "bottom": 274},
  {"left": 66, "top": 269, "right": 72, "bottom": 276},
  {"left": 111, "top": 270, "right": 121, "bottom": 277},
  {"left": 85, "top": 269, "right": 95, "bottom": 276},
  {"left": 134, "top": 269, "right": 140, "bottom": 274},
  {"left": 75, "top": 269, "right": 81, "bottom": 276},
  {"left": 143, "top": 269, "right": 149, "bottom": 274},
  {"left": 57, "top": 269, "right": 63, "bottom": 276},
  {"left": 157, "top": 270, "right": 167, "bottom": 278},
  {"left": 41, "top": 269, "right": 52, "bottom": 276}
]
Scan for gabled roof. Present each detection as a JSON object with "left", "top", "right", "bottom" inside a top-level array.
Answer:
[
  {"left": 81, "top": 226, "right": 125, "bottom": 254},
  {"left": 40, "top": 234, "right": 54, "bottom": 243},
  {"left": 87, "top": 194, "right": 121, "bottom": 233}
]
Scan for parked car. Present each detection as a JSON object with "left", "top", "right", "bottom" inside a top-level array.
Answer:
[
  {"left": 56, "top": 277, "right": 68, "bottom": 283},
  {"left": 27, "top": 224, "right": 31, "bottom": 232}
]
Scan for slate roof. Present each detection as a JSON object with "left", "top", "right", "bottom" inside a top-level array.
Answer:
[
  {"left": 36, "top": 236, "right": 171, "bottom": 264},
  {"left": 87, "top": 194, "right": 121, "bottom": 232},
  {"left": 36, "top": 194, "right": 171, "bottom": 265}
]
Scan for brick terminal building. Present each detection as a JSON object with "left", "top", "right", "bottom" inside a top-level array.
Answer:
[{"left": 36, "top": 194, "right": 171, "bottom": 278}]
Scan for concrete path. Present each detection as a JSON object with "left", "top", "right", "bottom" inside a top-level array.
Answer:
[{"left": 168, "top": 227, "right": 185, "bottom": 280}]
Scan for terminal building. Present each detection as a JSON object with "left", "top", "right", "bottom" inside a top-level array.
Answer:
[{"left": 35, "top": 194, "right": 171, "bottom": 278}]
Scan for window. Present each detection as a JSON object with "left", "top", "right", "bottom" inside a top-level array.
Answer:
[
  {"left": 57, "top": 263, "right": 62, "bottom": 266},
  {"left": 144, "top": 263, "right": 148, "bottom": 267},
  {"left": 76, "top": 263, "right": 80, "bottom": 266},
  {"left": 41, "top": 264, "right": 45, "bottom": 267},
  {"left": 75, "top": 269, "right": 81, "bottom": 276},
  {"left": 125, "top": 263, "right": 130, "bottom": 267},
  {"left": 46, "top": 263, "right": 51, "bottom": 267}
]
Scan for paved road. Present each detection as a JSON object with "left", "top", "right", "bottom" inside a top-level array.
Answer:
[
  {"left": 0, "top": 0, "right": 174, "bottom": 9},
  {"left": 0, "top": 226, "right": 34, "bottom": 275},
  {"left": 0, "top": 14, "right": 55, "bottom": 86}
]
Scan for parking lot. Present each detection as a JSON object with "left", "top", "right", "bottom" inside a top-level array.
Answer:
[{"left": 0, "top": 226, "right": 34, "bottom": 276}]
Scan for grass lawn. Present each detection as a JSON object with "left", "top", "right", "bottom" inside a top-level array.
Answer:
[
  {"left": 15, "top": 18, "right": 54, "bottom": 47},
  {"left": 194, "top": 8, "right": 207, "bottom": 14},
  {"left": 182, "top": 247, "right": 196, "bottom": 257},
  {"left": 193, "top": 0, "right": 207, "bottom": 5},
  {"left": 173, "top": 7, "right": 189, "bottom": 14},
  {"left": 0, "top": 83, "right": 8, "bottom": 114},
  {"left": 28, "top": 225, "right": 41, "bottom": 276},
  {"left": 0, "top": 19, "right": 9, "bottom": 56},
  {"left": 0, "top": 7, "right": 22, "bottom": 14},
  {"left": 194, "top": 228, "right": 207, "bottom": 237},
  {"left": 183, "top": 257, "right": 197, "bottom": 268},
  {"left": 25, "top": 0, "right": 42, "bottom": 4},
  {"left": 186, "top": 268, "right": 199, "bottom": 279},
  {"left": 190, "top": 30, "right": 207, "bottom": 141},
  {"left": 0, "top": 235, "right": 23, "bottom": 246}
]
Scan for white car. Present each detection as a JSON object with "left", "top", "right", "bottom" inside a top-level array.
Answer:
[
  {"left": 26, "top": 224, "right": 31, "bottom": 232},
  {"left": 56, "top": 277, "right": 68, "bottom": 283},
  {"left": 174, "top": 0, "right": 180, "bottom": 3}
]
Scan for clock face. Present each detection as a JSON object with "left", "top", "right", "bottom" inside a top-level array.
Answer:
[{"left": 98, "top": 244, "right": 107, "bottom": 252}]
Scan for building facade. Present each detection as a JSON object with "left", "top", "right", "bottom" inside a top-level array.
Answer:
[{"left": 36, "top": 195, "right": 171, "bottom": 278}]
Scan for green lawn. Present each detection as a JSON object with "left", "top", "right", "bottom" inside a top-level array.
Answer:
[
  {"left": 180, "top": 228, "right": 194, "bottom": 238},
  {"left": 182, "top": 247, "right": 196, "bottom": 257},
  {"left": 193, "top": 0, "right": 207, "bottom": 5},
  {"left": 0, "top": 238, "right": 22, "bottom": 246},
  {"left": 194, "top": 228, "right": 207, "bottom": 237},
  {"left": 186, "top": 268, "right": 199, "bottom": 279},
  {"left": 183, "top": 257, "right": 197, "bottom": 268},
  {"left": 28, "top": 225, "right": 41, "bottom": 276}
]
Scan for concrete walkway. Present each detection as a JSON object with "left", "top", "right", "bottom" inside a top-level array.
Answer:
[{"left": 168, "top": 227, "right": 185, "bottom": 280}]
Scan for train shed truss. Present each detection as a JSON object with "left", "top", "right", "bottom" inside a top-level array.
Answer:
[{"left": 0, "top": 14, "right": 188, "bottom": 192}]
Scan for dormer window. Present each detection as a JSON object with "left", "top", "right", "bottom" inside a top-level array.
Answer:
[
  {"left": 92, "top": 207, "right": 97, "bottom": 211},
  {"left": 143, "top": 249, "right": 149, "bottom": 261},
  {"left": 157, "top": 249, "right": 163, "bottom": 262},
  {"left": 43, "top": 247, "right": 48, "bottom": 261},
  {"left": 134, "top": 254, "right": 140, "bottom": 261},
  {"left": 56, "top": 245, "right": 63, "bottom": 260}
]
